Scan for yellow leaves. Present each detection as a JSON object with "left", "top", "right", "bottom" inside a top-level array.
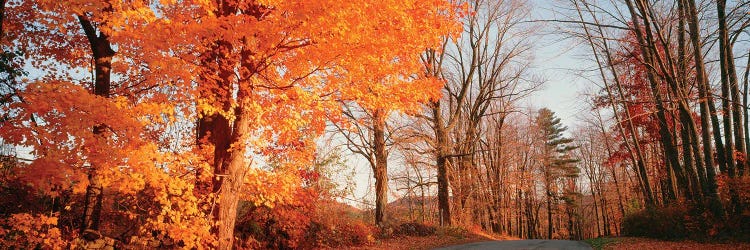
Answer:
[
  {"left": 119, "top": 3, "right": 159, "bottom": 23},
  {"left": 43, "top": 216, "right": 58, "bottom": 225},
  {"left": 124, "top": 159, "right": 216, "bottom": 248},
  {"left": 72, "top": 178, "right": 90, "bottom": 194},
  {"left": 256, "top": 0, "right": 284, "bottom": 6},
  {"left": 196, "top": 98, "right": 236, "bottom": 122},
  {"left": 242, "top": 167, "right": 300, "bottom": 208},
  {"left": 166, "top": 181, "right": 184, "bottom": 196},
  {"left": 0, "top": 213, "right": 65, "bottom": 249}
]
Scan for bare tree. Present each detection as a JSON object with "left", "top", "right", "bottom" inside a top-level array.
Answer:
[{"left": 419, "top": 0, "right": 540, "bottom": 226}]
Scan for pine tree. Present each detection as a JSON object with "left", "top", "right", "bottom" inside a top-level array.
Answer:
[{"left": 536, "top": 108, "right": 580, "bottom": 239}]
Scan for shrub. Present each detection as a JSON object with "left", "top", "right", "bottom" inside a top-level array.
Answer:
[
  {"left": 436, "top": 226, "right": 469, "bottom": 238},
  {"left": 235, "top": 195, "right": 375, "bottom": 249},
  {"left": 309, "top": 219, "right": 374, "bottom": 248},
  {"left": 395, "top": 222, "right": 437, "bottom": 237},
  {"left": 621, "top": 205, "right": 688, "bottom": 239},
  {"left": 622, "top": 203, "right": 750, "bottom": 241}
]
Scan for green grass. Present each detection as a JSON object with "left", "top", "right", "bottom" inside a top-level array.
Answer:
[{"left": 583, "top": 237, "right": 618, "bottom": 250}]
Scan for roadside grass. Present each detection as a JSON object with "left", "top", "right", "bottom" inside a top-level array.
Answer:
[
  {"left": 583, "top": 237, "right": 618, "bottom": 250},
  {"left": 585, "top": 237, "right": 750, "bottom": 249}
]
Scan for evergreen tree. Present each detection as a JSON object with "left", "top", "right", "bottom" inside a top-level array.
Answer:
[{"left": 536, "top": 108, "right": 580, "bottom": 239}]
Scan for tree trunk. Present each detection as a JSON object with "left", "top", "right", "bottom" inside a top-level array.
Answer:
[
  {"left": 195, "top": 47, "right": 232, "bottom": 193},
  {"left": 215, "top": 100, "right": 252, "bottom": 249},
  {"left": 195, "top": 38, "right": 235, "bottom": 248},
  {"left": 546, "top": 176, "right": 553, "bottom": 239},
  {"left": 676, "top": 2, "right": 708, "bottom": 200},
  {"left": 197, "top": 113, "right": 232, "bottom": 194},
  {"left": 716, "top": 0, "right": 743, "bottom": 214},
  {"left": 373, "top": 109, "right": 388, "bottom": 226},
  {"left": 433, "top": 102, "right": 452, "bottom": 226},
  {"left": 719, "top": 1, "right": 746, "bottom": 177},
  {"left": 81, "top": 170, "right": 103, "bottom": 233},
  {"left": 599, "top": 185, "right": 611, "bottom": 236},
  {"left": 589, "top": 175, "right": 601, "bottom": 237},
  {"left": 744, "top": 52, "right": 750, "bottom": 174},
  {"left": 78, "top": 15, "right": 114, "bottom": 234},
  {"left": 716, "top": 0, "right": 737, "bottom": 180},
  {"left": 684, "top": 0, "right": 724, "bottom": 217}
]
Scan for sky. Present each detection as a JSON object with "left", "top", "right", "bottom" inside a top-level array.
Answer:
[
  {"left": 526, "top": 0, "right": 600, "bottom": 130},
  {"left": 527, "top": 36, "right": 588, "bottom": 129}
]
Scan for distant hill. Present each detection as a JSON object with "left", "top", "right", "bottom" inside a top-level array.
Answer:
[
  {"left": 339, "top": 195, "right": 448, "bottom": 222},
  {"left": 386, "top": 195, "right": 446, "bottom": 223},
  {"left": 321, "top": 199, "right": 362, "bottom": 214},
  {"left": 388, "top": 195, "right": 439, "bottom": 208}
]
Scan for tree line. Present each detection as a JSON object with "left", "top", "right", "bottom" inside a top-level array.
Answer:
[{"left": 341, "top": 0, "right": 750, "bottom": 241}]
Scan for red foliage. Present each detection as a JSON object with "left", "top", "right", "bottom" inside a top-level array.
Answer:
[
  {"left": 235, "top": 188, "right": 374, "bottom": 249},
  {"left": 600, "top": 25, "right": 699, "bottom": 170}
]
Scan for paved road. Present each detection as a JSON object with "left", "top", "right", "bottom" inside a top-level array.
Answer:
[{"left": 434, "top": 240, "right": 592, "bottom": 250}]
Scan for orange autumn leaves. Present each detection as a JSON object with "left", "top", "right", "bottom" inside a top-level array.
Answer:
[
  {"left": 1, "top": 0, "right": 462, "bottom": 247},
  {"left": 0, "top": 213, "right": 65, "bottom": 248}
]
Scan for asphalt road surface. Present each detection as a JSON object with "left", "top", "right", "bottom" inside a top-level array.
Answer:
[{"left": 434, "top": 240, "right": 593, "bottom": 250}]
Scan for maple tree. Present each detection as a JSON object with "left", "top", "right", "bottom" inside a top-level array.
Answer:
[
  {"left": 177, "top": 0, "right": 460, "bottom": 247},
  {"left": 0, "top": 0, "right": 461, "bottom": 248},
  {"left": 1, "top": 0, "right": 215, "bottom": 247}
]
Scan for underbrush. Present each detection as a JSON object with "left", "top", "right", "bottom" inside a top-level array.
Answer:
[
  {"left": 436, "top": 225, "right": 470, "bottom": 238},
  {"left": 379, "top": 222, "right": 437, "bottom": 237},
  {"left": 621, "top": 205, "right": 689, "bottom": 239},
  {"left": 235, "top": 195, "right": 376, "bottom": 249},
  {"left": 622, "top": 204, "right": 750, "bottom": 241},
  {"left": 375, "top": 221, "right": 470, "bottom": 240},
  {"left": 235, "top": 202, "right": 472, "bottom": 250}
]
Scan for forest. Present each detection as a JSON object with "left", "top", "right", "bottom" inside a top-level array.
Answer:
[{"left": 0, "top": 0, "right": 749, "bottom": 249}]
